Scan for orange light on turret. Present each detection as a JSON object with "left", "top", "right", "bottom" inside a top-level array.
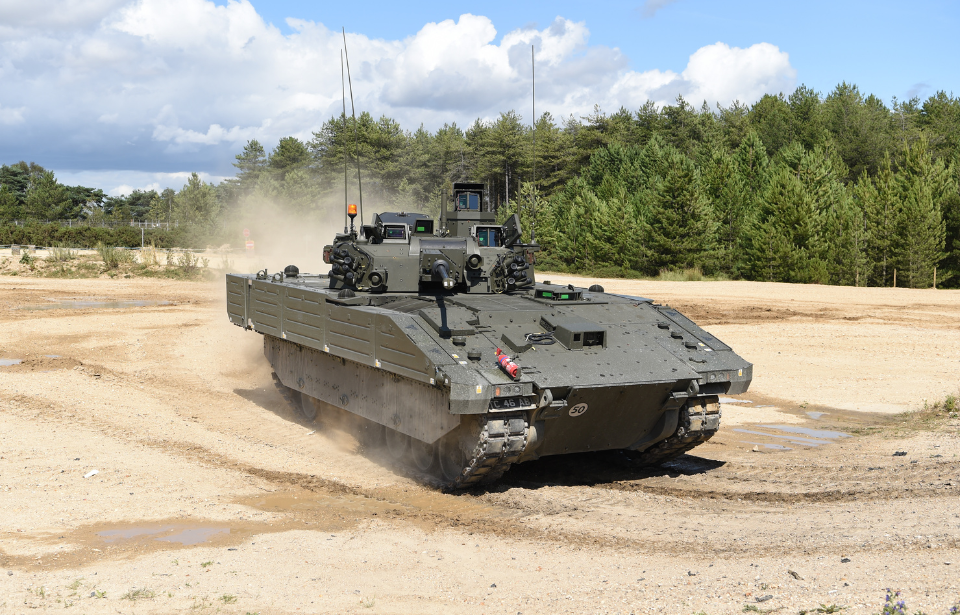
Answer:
[{"left": 347, "top": 203, "right": 357, "bottom": 216}]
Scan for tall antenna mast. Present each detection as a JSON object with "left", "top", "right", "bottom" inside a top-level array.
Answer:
[
  {"left": 530, "top": 44, "right": 537, "bottom": 243},
  {"left": 341, "top": 50, "right": 348, "bottom": 234},
  {"left": 342, "top": 28, "right": 363, "bottom": 230}
]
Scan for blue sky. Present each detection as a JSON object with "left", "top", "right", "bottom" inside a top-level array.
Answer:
[
  {"left": 250, "top": 0, "right": 957, "bottom": 102},
  {"left": 0, "top": 0, "right": 956, "bottom": 196}
]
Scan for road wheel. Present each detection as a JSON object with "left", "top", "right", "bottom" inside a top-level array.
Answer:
[
  {"left": 357, "top": 420, "right": 385, "bottom": 450},
  {"left": 438, "top": 431, "right": 466, "bottom": 483},
  {"left": 300, "top": 394, "right": 321, "bottom": 422},
  {"left": 410, "top": 438, "right": 435, "bottom": 471},
  {"left": 385, "top": 428, "right": 409, "bottom": 460}
]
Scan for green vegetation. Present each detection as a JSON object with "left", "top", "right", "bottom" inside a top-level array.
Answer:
[
  {"left": 95, "top": 242, "right": 133, "bottom": 269},
  {"left": 3, "top": 83, "right": 960, "bottom": 287},
  {"left": 47, "top": 243, "right": 77, "bottom": 262},
  {"left": 0, "top": 222, "right": 192, "bottom": 249},
  {"left": 121, "top": 588, "right": 156, "bottom": 601}
]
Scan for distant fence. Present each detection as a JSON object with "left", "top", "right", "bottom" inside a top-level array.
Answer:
[{"left": 8, "top": 219, "right": 179, "bottom": 230}]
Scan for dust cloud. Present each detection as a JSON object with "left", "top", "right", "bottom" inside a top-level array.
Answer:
[{"left": 232, "top": 193, "right": 416, "bottom": 276}]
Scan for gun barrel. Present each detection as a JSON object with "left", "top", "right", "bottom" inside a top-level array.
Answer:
[{"left": 432, "top": 260, "right": 455, "bottom": 290}]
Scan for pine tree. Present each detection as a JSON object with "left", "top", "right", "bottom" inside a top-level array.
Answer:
[
  {"left": 744, "top": 167, "right": 817, "bottom": 282},
  {"left": 703, "top": 130, "right": 770, "bottom": 275},
  {"left": 173, "top": 173, "right": 220, "bottom": 228},
  {"left": 895, "top": 181, "right": 945, "bottom": 287},
  {"left": 892, "top": 137, "right": 950, "bottom": 287},
  {"left": 940, "top": 157, "right": 960, "bottom": 287},
  {"left": 24, "top": 170, "right": 71, "bottom": 221},
  {"left": 644, "top": 149, "right": 717, "bottom": 273},
  {"left": 0, "top": 186, "right": 22, "bottom": 222},
  {"left": 856, "top": 156, "right": 899, "bottom": 286},
  {"left": 233, "top": 140, "right": 267, "bottom": 191},
  {"left": 749, "top": 93, "right": 794, "bottom": 156}
]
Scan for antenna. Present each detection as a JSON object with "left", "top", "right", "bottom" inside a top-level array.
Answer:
[
  {"left": 342, "top": 28, "right": 363, "bottom": 231},
  {"left": 530, "top": 44, "right": 537, "bottom": 243},
  {"left": 341, "top": 50, "right": 348, "bottom": 234}
]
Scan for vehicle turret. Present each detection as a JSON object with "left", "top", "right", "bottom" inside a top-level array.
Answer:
[{"left": 323, "top": 183, "right": 538, "bottom": 294}]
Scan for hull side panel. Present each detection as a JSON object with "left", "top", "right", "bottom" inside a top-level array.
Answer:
[{"left": 265, "top": 335, "right": 459, "bottom": 443}]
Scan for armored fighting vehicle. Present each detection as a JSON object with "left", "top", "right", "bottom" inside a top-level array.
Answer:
[{"left": 226, "top": 182, "right": 752, "bottom": 488}]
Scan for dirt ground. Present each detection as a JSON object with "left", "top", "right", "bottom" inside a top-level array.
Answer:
[{"left": 1, "top": 267, "right": 959, "bottom": 615}]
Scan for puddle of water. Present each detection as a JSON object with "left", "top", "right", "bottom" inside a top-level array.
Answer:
[
  {"left": 157, "top": 528, "right": 229, "bottom": 545},
  {"left": 22, "top": 300, "right": 171, "bottom": 311},
  {"left": 740, "top": 441, "right": 792, "bottom": 451},
  {"left": 44, "top": 354, "right": 61, "bottom": 358},
  {"left": 99, "top": 525, "right": 229, "bottom": 545},
  {"left": 758, "top": 424, "right": 851, "bottom": 440},
  {"left": 718, "top": 397, "right": 752, "bottom": 404},
  {"left": 806, "top": 411, "right": 827, "bottom": 420},
  {"left": 733, "top": 428, "right": 833, "bottom": 447},
  {"left": 0, "top": 358, "right": 22, "bottom": 366},
  {"left": 99, "top": 526, "right": 174, "bottom": 541}
]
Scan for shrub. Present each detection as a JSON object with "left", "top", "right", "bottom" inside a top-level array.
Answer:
[
  {"left": 95, "top": 242, "right": 133, "bottom": 269},
  {"left": 47, "top": 243, "right": 77, "bottom": 262},
  {"left": 139, "top": 244, "right": 161, "bottom": 267},
  {"left": 658, "top": 266, "right": 704, "bottom": 281}
]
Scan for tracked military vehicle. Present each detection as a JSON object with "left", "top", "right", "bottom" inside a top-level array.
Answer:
[{"left": 226, "top": 182, "right": 752, "bottom": 488}]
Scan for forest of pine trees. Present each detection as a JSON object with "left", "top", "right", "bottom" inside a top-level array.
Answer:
[{"left": 2, "top": 83, "right": 959, "bottom": 288}]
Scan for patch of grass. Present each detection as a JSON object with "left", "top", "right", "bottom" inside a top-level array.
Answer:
[
  {"left": 191, "top": 595, "right": 213, "bottom": 610},
  {"left": 890, "top": 391, "right": 960, "bottom": 433},
  {"left": 200, "top": 561, "right": 213, "bottom": 568},
  {"left": 67, "top": 579, "right": 83, "bottom": 591},
  {"left": 19, "top": 251, "right": 34, "bottom": 266},
  {"left": 47, "top": 244, "right": 78, "bottom": 262},
  {"left": 172, "top": 250, "right": 209, "bottom": 274},
  {"left": 139, "top": 244, "right": 161, "bottom": 267},
  {"left": 656, "top": 266, "right": 731, "bottom": 282},
  {"left": 121, "top": 588, "right": 156, "bottom": 601},
  {"left": 221, "top": 594, "right": 237, "bottom": 604},
  {"left": 93, "top": 589, "right": 107, "bottom": 599},
  {"left": 659, "top": 266, "right": 703, "bottom": 281},
  {"left": 95, "top": 242, "right": 134, "bottom": 270}
]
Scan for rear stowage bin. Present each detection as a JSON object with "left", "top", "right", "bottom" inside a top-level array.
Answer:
[{"left": 225, "top": 274, "right": 250, "bottom": 328}]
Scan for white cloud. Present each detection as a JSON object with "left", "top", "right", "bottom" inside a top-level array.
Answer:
[
  {"left": 610, "top": 42, "right": 796, "bottom": 110},
  {"left": 55, "top": 170, "right": 229, "bottom": 196},
  {"left": 0, "top": 104, "right": 26, "bottom": 125},
  {"left": 640, "top": 0, "right": 680, "bottom": 19},
  {"left": 0, "top": 0, "right": 127, "bottom": 30},
  {"left": 0, "top": 0, "right": 797, "bottom": 177}
]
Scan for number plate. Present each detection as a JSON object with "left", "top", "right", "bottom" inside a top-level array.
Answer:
[{"left": 489, "top": 396, "right": 527, "bottom": 411}]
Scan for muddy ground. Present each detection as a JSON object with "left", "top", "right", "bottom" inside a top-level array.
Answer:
[{"left": 1, "top": 270, "right": 958, "bottom": 614}]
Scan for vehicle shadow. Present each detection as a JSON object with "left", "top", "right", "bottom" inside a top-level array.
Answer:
[
  {"left": 232, "top": 384, "right": 725, "bottom": 494},
  {"left": 232, "top": 385, "right": 314, "bottom": 428},
  {"left": 489, "top": 451, "right": 726, "bottom": 492}
]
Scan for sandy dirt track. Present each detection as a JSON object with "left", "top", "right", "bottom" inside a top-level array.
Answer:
[{"left": 1, "top": 273, "right": 959, "bottom": 615}]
